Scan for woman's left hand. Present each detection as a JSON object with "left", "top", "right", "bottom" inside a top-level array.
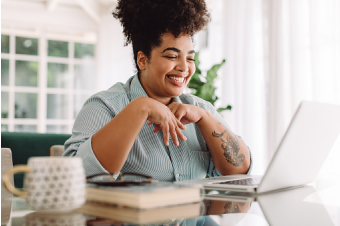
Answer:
[
  {"left": 167, "top": 102, "right": 205, "bottom": 124},
  {"left": 148, "top": 102, "right": 206, "bottom": 133}
]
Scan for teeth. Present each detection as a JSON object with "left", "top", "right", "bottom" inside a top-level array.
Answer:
[{"left": 168, "top": 76, "right": 184, "bottom": 83}]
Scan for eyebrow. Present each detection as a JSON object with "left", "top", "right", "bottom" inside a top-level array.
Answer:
[{"left": 162, "top": 47, "right": 195, "bottom": 54}]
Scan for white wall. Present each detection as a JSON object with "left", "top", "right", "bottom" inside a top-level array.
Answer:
[
  {"left": 1, "top": 1, "right": 98, "bottom": 37},
  {"left": 96, "top": 14, "right": 134, "bottom": 91}
]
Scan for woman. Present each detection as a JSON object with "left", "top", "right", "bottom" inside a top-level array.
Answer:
[{"left": 64, "top": 0, "right": 252, "bottom": 181}]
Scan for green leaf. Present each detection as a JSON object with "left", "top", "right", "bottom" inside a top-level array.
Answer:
[
  {"left": 187, "top": 52, "right": 232, "bottom": 113},
  {"left": 206, "top": 59, "right": 226, "bottom": 83},
  {"left": 188, "top": 71, "right": 204, "bottom": 90},
  {"left": 217, "top": 105, "right": 232, "bottom": 113},
  {"left": 194, "top": 52, "right": 201, "bottom": 69},
  {"left": 199, "top": 83, "right": 216, "bottom": 104}
]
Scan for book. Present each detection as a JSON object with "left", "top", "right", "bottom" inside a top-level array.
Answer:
[
  {"left": 85, "top": 182, "right": 202, "bottom": 209},
  {"left": 77, "top": 201, "right": 202, "bottom": 224}
]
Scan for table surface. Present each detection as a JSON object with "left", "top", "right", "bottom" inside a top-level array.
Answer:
[{"left": 2, "top": 174, "right": 340, "bottom": 226}]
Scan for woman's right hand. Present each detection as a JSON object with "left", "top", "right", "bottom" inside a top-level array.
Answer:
[{"left": 140, "top": 97, "right": 187, "bottom": 146}]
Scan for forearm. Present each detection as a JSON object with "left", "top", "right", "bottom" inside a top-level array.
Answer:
[
  {"left": 92, "top": 97, "right": 149, "bottom": 174},
  {"left": 196, "top": 110, "right": 250, "bottom": 175}
]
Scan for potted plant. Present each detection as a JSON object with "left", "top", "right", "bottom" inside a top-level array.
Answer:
[{"left": 188, "top": 52, "right": 232, "bottom": 113}]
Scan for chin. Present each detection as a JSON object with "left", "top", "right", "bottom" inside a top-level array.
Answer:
[{"left": 169, "top": 89, "right": 184, "bottom": 97}]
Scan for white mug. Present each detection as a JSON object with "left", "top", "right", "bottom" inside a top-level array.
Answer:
[{"left": 3, "top": 157, "right": 86, "bottom": 212}]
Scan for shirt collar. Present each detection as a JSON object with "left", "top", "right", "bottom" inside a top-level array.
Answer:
[{"left": 130, "top": 74, "right": 149, "bottom": 101}]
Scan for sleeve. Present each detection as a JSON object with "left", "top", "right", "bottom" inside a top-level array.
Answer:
[
  {"left": 194, "top": 97, "right": 253, "bottom": 176},
  {"left": 63, "top": 95, "right": 120, "bottom": 179}
]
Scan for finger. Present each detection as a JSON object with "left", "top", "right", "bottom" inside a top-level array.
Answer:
[
  {"left": 168, "top": 106, "right": 187, "bottom": 129},
  {"left": 161, "top": 124, "right": 170, "bottom": 146},
  {"left": 147, "top": 121, "right": 153, "bottom": 125},
  {"left": 153, "top": 125, "right": 161, "bottom": 133},
  {"left": 176, "top": 126, "right": 187, "bottom": 141},
  {"left": 176, "top": 118, "right": 186, "bottom": 130},
  {"left": 173, "top": 107, "right": 186, "bottom": 121},
  {"left": 169, "top": 121, "right": 179, "bottom": 146}
]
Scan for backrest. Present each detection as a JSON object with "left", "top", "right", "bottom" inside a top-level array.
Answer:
[
  {"left": 1, "top": 148, "right": 13, "bottom": 225},
  {"left": 50, "top": 145, "right": 66, "bottom": 157},
  {"left": 1, "top": 132, "right": 71, "bottom": 188}
]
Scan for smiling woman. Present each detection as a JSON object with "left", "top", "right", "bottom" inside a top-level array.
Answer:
[
  {"left": 138, "top": 33, "right": 196, "bottom": 104},
  {"left": 63, "top": 0, "right": 252, "bottom": 181}
]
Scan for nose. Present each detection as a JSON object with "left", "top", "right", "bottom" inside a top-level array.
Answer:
[{"left": 175, "top": 58, "right": 188, "bottom": 73}]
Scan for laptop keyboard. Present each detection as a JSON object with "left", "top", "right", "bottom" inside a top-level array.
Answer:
[{"left": 215, "top": 177, "right": 262, "bottom": 186}]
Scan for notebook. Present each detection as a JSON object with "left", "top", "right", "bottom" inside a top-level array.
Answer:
[
  {"left": 177, "top": 101, "right": 340, "bottom": 193},
  {"left": 78, "top": 202, "right": 202, "bottom": 224}
]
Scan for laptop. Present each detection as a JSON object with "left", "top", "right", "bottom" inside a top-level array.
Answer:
[{"left": 177, "top": 101, "right": 340, "bottom": 193}]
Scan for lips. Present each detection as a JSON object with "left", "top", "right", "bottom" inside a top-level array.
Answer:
[{"left": 167, "top": 75, "right": 185, "bottom": 83}]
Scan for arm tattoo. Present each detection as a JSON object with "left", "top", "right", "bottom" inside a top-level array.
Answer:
[
  {"left": 212, "top": 123, "right": 245, "bottom": 166},
  {"left": 224, "top": 202, "right": 242, "bottom": 213}
]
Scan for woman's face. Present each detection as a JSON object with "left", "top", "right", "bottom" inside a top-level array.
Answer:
[{"left": 138, "top": 32, "right": 196, "bottom": 105}]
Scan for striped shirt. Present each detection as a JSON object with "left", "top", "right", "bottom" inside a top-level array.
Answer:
[{"left": 64, "top": 74, "right": 252, "bottom": 181}]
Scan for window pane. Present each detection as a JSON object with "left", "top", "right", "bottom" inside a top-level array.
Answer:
[
  {"left": 2, "top": 124, "right": 8, "bottom": 132},
  {"left": 48, "top": 40, "right": 68, "bottom": 58},
  {"left": 73, "top": 94, "right": 90, "bottom": 119},
  {"left": 15, "top": 92, "right": 37, "bottom": 118},
  {"left": 74, "top": 64, "right": 95, "bottom": 89},
  {"left": 14, "top": 125, "right": 36, "bottom": 132},
  {"left": 47, "top": 63, "right": 68, "bottom": 88},
  {"left": 47, "top": 94, "right": 68, "bottom": 119},
  {"left": 1, "top": 92, "right": 9, "bottom": 118},
  {"left": 15, "top": 36, "right": 38, "bottom": 55},
  {"left": 1, "top": 59, "right": 9, "bottom": 86},
  {"left": 74, "top": 42, "right": 94, "bottom": 59},
  {"left": 15, "top": 60, "right": 38, "bottom": 87},
  {"left": 1, "top": 35, "right": 10, "bottom": 53},
  {"left": 46, "top": 125, "right": 69, "bottom": 134}
]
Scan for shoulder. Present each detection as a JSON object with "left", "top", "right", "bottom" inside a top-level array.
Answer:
[
  {"left": 179, "top": 93, "right": 215, "bottom": 111},
  {"left": 84, "top": 76, "right": 134, "bottom": 111},
  {"left": 86, "top": 83, "right": 126, "bottom": 104}
]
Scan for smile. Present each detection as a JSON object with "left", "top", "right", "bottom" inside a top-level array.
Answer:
[{"left": 167, "top": 75, "right": 185, "bottom": 83}]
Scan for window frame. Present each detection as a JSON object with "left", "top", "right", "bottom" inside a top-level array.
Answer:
[{"left": 1, "top": 30, "right": 97, "bottom": 133}]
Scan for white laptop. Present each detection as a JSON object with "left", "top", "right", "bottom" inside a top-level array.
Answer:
[{"left": 177, "top": 101, "right": 340, "bottom": 194}]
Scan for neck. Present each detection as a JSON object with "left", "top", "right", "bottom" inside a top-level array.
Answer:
[{"left": 138, "top": 73, "right": 172, "bottom": 105}]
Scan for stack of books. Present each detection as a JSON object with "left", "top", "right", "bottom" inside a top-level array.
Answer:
[
  {"left": 78, "top": 202, "right": 202, "bottom": 224},
  {"left": 77, "top": 182, "right": 203, "bottom": 224}
]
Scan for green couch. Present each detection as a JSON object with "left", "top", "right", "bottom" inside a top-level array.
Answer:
[{"left": 1, "top": 132, "right": 71, "bottom": 188}]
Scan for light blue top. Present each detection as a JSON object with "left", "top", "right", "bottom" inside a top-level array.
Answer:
[{"left": 64, "top": 74, "right": 252, "bottom": 181}]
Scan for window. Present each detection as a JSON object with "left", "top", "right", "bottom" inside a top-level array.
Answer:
[{"left": 1, "top": 34, "right": 96, "bottom": 133}]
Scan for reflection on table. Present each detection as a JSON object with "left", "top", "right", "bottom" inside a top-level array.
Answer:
[{"left": 2, "top": 175, "right": 339, "bottom": 226}]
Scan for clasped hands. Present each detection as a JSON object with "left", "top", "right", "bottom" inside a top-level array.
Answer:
[{"left": 146, "top": 98, "right": 205, "bottom": 146}]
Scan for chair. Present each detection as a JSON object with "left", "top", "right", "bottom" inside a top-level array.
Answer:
[
  {"left": 50, "top": 145, "right": 65, "bottom": 157},
  {"left": 1, "top": 148, "right": 14, "bottom": 225},
  {"left": 1, "top": 132, "right": 71, "bottom": 188}
]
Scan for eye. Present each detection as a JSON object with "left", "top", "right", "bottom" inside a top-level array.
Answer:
[
  {"left": 164, "top": 56, "right": 177, "bottom": 59},
  {"left": 187, "top": 58, "right": 195, "bottom": 62}
]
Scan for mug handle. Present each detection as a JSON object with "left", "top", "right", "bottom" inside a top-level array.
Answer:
[{"left": 3, "top": 165, "right": 31, "bottom": 197}]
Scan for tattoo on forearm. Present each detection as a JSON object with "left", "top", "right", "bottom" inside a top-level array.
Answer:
[
  {"left": 224, "top": 202, "right": 242, "bottom": 213},
  {"left": 212, "top": 129, "right": 227, "bottom": 138},
  {"left": 212, "top": 123, "right": 245, "bottom": 166}
]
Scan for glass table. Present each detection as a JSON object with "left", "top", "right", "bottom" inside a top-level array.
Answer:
[{"left": 2, "top": 174, "right": 339, "bottom": 226}]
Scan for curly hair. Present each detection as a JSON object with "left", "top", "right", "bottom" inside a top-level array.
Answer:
[{"left": 113, "top": 0, "right": 210, "bottom": 73}]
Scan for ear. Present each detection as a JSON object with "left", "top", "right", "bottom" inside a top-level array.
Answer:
[{"left": 137, "top": 51, "right": 147, "bottom": 71}]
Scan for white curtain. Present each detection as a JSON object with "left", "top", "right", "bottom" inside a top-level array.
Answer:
[{"left": 215, "top": 0, "right": 340, "bottom": 174}]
